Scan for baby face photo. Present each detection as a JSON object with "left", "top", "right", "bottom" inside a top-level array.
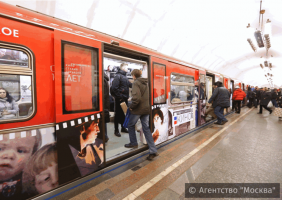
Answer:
[{"left": 0, "top": 127, "right": 57, "bottom": 200}]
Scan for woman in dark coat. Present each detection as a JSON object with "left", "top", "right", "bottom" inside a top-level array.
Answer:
[{"left": 258, "top": 88, "right": 272, "bottom": 114}]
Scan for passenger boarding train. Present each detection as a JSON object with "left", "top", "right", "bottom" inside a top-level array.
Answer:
[{"left": 0, "top": 2, "right": 249, "bottom": 199}]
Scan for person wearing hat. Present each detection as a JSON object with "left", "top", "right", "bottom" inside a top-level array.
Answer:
[{"left": 232, "top": 85, "right": 246, "bottom": 114}]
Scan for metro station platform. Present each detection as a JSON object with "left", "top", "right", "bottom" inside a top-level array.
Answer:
[{"left": 51, "top": 107, "right": 282, "bottom": 200}]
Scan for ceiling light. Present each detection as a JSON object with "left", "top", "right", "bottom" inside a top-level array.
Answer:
[{"left": 260, "top": 64, "right": 264, "bottom": 69}]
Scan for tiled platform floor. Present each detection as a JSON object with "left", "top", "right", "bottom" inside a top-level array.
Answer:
[{"left": 54, "top": 107, "right": 282, "bottom": 200}]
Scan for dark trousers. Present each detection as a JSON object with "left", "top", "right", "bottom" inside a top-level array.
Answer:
[
  {"left": 256, "top": 99, "right": 260, "bottom": 106},
  {"left": 114, "top": 98, "right": 128, "bottom": 130},
  {"left": 259, "top": 105, "right": 272, "bottom": 113},
  {"left": 234, "top": 100, "right": 241, "bottom": 113}
]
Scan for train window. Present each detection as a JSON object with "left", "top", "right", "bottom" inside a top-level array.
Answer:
[
  {"left": 62, "top": 43, "right": 99, "bottom": 113},
  {"left": 0, "top": 74, "right": 33, "bottom": 120},
  {"left": 0, "top": 43, "right": 34, "bottom": 123},
  {"left": 0, "top": 48, "right": 29, "bottom": 67},
  {"left": 153, "top": 63, "right": 166, "bottom": 104},
  {"left": 170, "top": 73, "right": 195, "bottom": 103}
]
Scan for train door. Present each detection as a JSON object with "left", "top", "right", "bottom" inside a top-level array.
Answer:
[
  {"left": 53, "top": 30, "right": 105, "bottom": 185},
  {"left": 102, "top": 47, "right": 149, "bottom": 162},
  {"left": 150, "top": 56, "right": 170, "bottom": 144},
  {"left": 206, "top": 73, "right": 214, "bottom": 100}
]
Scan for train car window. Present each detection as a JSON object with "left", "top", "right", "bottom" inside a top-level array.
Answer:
[
  {"left": 153, "top": 63, "right": 166, "bottom": 104},
  {"left": 0, "top": 44, "right": 34, "bottom": 123},
  {"left": 0, "top": 48, "right": 29, "bottom": 67},
  {"left": 170, "top": 73, "right": 195, "bottom": 103},
  {"left": 62, "top": 43, "right": 99, "bottom": 113}
]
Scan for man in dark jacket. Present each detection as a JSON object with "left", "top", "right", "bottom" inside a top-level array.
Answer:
[
  {"left": 208, "top": 81, "right": 230, "bottom": 125},
  {"left": 271, "top": 89, "right": 278, "bottom": 107},
  {"left": 258, "top": 88, "right": 272, "bottom": 114},
  {"left": 111, "top": 63, "right": 132, "bottom": 137},
  {"left": 125, "top": 69, "right": 158, "bottom": 161},
  {"left": 104, "top": 72, "right": 110, "bottom": 142},
  {"left": 247, "top": 87, "right": 256, "bottom": 108},
  {"left": 254, "top": 86, "right": 260, "bottom": 108}
]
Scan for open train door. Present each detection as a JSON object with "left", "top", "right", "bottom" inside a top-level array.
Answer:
[{"left": 53, "top": 30, "right": 105, "bottom": 186}]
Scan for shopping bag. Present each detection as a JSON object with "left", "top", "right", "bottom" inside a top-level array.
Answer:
[
  {"left": 123, "top": 108, "right": 131, "bottom": 128},
  {"left": 273, "top": 108, "right": 282, "bottom": 117},
  {"left": 267, "top": 101, "right": 273, "bottom": 108},
  {"left": 120, "top": 102, "right": 128, "bottom": 115}
]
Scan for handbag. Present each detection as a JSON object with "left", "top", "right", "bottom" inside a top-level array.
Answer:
[
  {"left": 267, "top": 101, "right": 273, "bottom": 108},
  {"left": 123, "top": 108, "right": 131, "bottom": 128}
]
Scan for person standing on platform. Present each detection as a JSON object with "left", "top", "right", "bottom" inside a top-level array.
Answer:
[
  {"left": 247, "top": 87, "right": 255, "bottom": 108},
  {"left": 125, "top": 69, "right": 158, "bottom": 161},
  {"left": 111, "top": 63, "right": 132, "bottom": 137},
  {"left": 254, "top": 86, "right": 260, "bottom": 108},
  {"left": 232, "top": 86, "right": 246, "bottom": 114},
  {"left": 258, "top": 87, "right": 272, "bottom": 114},
  {"left": 271, "top": 88, "right": 278, "bottom": 108},
  {"left": 208, "top": 81, "right": 230, "bottom": 125}
]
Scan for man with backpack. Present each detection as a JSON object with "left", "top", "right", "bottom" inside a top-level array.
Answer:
[{"left": 110, "top": 63, "right": 132, "bottom": 137}]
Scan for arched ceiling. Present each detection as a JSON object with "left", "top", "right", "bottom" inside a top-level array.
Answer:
[{"left": 4, "top": 0, "right": 282, "bottom": 87}]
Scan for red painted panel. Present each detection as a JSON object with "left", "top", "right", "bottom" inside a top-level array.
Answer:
[
  {"left": 63, "top": 44, "right": 93, "bottom": 111},
  {"left": 0, "top": 17, "right": 54, "bottom": 130},
  {"left": 54, "top": 30, "right": 102, "bottom": 123},
  {"left": 150, "top": 57, "right": 169, "bottom": 105}
]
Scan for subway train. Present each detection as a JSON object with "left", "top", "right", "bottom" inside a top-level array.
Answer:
[{"left": 0, "top": 2, "right": 249, "bottom": 200}]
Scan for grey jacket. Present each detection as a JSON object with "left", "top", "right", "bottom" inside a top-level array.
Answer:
[
  {"left": 0, "top": 98, "right": 19, "bottom": 116},
  {"left": 208, "top": 87, "right": 230, "bottom": 108},
  {"left": 129, "top": 78, "right": 150, "bottom": 115}
]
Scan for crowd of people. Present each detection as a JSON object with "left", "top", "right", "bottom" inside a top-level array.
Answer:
[{"left": 206, "top": 82, "right": 282, "bottom": 125}]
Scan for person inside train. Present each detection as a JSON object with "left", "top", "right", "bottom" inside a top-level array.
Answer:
[
  {"left": 170, "top": 89, "right": 176, "bottom": 101},
  {"left": 258, "top": 87, "right": 272, "bottom": 115},
  {"left": 0, "top": 131, "right": 42, "bottom": 200},
  {"left": 110, "top": 63, "right": 132, "bottom": 137},
  {"left": 103, "top": 72, "right": 110, "bottom": 143},
  {"left": 22, "top": 142, "right": 58, "bottom": 197},
  {"left": 0, "top": 88, "right": 19, "bottom": 119},
  {"left": 125, "top": 69, "right": 158, "bottom": 161},
  {"left": 205, "top": 82, "right": 217, "bottom": 121},
  {"left": 186, "top": 89, "right": 193, "bottom": 101},
  {"left": 208, "top": 81, "right": 230, "bottom": 125},
  {"left": 232, "top": 86, "right": 246, "bottom": 114}
]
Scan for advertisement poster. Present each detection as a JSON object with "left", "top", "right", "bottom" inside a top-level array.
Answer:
[
  {"left": 152, "top": 105, "right": 168, "bottom": 145},
  {"left": 57, "top": 113, "right": 104, "bottom": 185},
  {"left": 0, "top": 127, "right": 56, "bottom": 200},
  {"left": 63, "top": 44, "right": 98, "bottom": 111},
  {"left": 172, "top": 108, "right": 193, "bottom": 137},
  {"left": 153, "top": 63, "right": 166, "bottom": 104}
]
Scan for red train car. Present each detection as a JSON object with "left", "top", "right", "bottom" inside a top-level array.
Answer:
[{"left": 0, "top": 2, "right": 234, "bottom": 199}]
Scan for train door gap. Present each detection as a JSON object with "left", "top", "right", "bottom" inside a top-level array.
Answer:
[{"left": 103, "top": 44, "right": 150, "bottom": 162}]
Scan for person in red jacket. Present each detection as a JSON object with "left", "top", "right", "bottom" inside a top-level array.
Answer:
[{"left": 232, "top": 86, "right": 246, "bottom": 114}]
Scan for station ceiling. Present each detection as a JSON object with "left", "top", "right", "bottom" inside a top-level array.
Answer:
[{"left": 4, "top": 0, "right": 282, "bottom": 87}]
